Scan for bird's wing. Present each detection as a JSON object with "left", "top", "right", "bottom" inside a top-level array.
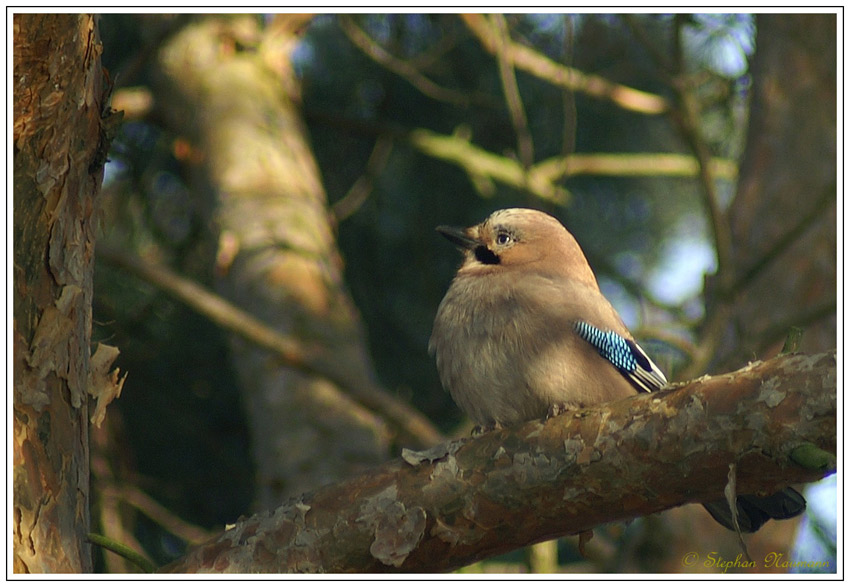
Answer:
[{"left": 573, "top": 321, "right": 668, "bottom": 393}]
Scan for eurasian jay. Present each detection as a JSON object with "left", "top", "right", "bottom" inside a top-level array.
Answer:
[{"left": 429, "top": 208, "right": 805, "bottom": 533}]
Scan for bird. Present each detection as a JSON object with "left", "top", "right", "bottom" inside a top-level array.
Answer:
[{"left": 429, "top": 207, "right": 805, "bottom": 533}]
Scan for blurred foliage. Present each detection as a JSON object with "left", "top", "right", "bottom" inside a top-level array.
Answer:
[{"left": 93, "top": 13, "right": 758, "bottom": 570}]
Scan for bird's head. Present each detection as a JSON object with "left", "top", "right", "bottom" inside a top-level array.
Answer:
[{"left": 436, "top": 208, "right": 597, "bottom": 285}]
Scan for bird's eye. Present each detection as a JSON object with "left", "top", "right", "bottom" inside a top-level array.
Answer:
[{"left": 495, "top": 232, "right": 512, "bottom": 246}]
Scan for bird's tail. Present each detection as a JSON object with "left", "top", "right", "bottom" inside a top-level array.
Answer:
[{"left": 702, "top": 487, "right": 807, "bottom": 533}]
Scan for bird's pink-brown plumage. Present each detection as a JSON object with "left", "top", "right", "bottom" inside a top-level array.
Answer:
[{"left": 429, "top": 208, "right": 649, "bottom": 427}]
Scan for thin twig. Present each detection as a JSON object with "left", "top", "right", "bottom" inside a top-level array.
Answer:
[
  {"left": 407, "top": 21, "right": 465, "bottom": 69},
  {"left": 666, "top": 38, "right": 735, "bottom": 297},
  {"left": 331, "top": 136, "right": 394, "bottom": 223},
  {"left": 754, "top": 302, "right": 837, "bottom": 357},
  {"left": 632, "top": 326, "right": 699, "bottom": 363},
  {"left": 559, "top": 15, "right": 578, "bottom": 158},
  {"left": 623, "top": 13, "right": 736, "bottom": 297},
  {"left": 678, "top": 302, "right": 732, "bottom": 380},
  {"left": 722, "top": 463, "right": 752, "bottom": 562},
  {"left": 673, "top": 100, "right": 735, "bottom": 294},
  {"left": 733, "top": 183, "right": 836, "bottom": 293},
  {"left": 621, "top": 14, "right": 674, "bottom": 75},
  {"left": 87, "top": 533, "right": 157, "bottom": 573},
  {"left": 701, "top": 301, "right": 837, "bottom": 375},
  {"left": 103, "top": 484, "right": 216, "bottom": 545},
  {"left": 489, "top": 14, "right": 535, "bottom": 169},
  {"left": 339, "top": 15, "right": 472, "bottom": 107}
]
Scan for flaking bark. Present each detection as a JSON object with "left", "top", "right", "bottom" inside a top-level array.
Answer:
[
  {"left": 13, "top": 13, "right": 114, "bottom": 573},
  {"left": 162, "top": 351, "right": 835, "bottom": 573}
]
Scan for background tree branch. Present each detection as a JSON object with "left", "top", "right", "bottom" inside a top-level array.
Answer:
[
  {"left": 339, "top": 15, "right": 475, "bottom": 107},
  {"left": 461, "top": 13, "right": 670, "bottom": 114},
  {"left": 97, "top": 245, "right": 443, "bottom": 449},
  {"left": 161, "top": 351, "right": 835, "bottom": 573}
]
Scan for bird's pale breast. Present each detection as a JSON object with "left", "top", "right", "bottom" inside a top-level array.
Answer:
[{"left": 430, "top": 271, "right": 636, "bottom": 426}]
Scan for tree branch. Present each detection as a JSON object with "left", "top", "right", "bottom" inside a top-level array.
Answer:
[
  {"left": 664, "top": 19, "right": 736, "bottom": 298},
  {"left": 97, "top": 246, "right": 444, "bottom": 449},
  {"left": 303, "top": 110, "right": 737, "bottom": 204},
  {"left": 331, "top": 135, "right": 394, "bottom": 223},
  {"left": 408, "top": 126, "right": 737, "bottom": 205},
  {"left": 534, "top": 151, "right": 737, "bottom": 182},
  {"left": 339, "top": 15, "right": 474, "bottom": 107},
  {"left": 407, "top": 127, "right": 571, "bottom": 204},
  {"left": 733, "top": 182, "right": 836, "bottom": 294},
  {"left": 489, "top": 14, "right": 535, "bottom": 169},
  {"left": 461, "top": 14, "right": 669, "bottom": 115},
  {"left": 161, "top": 351, "right": 835, "bottom": 573}
]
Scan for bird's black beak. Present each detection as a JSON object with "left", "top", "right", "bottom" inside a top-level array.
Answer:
[{"left": 436, "top": 225, "right": 479, "bottom": 250}]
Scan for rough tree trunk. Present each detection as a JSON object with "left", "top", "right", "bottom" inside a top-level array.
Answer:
[
  {"left": 152, "top": 15, "right": 391, "bottom": 507},
  {"left": 13, "top": 13, "right": 113, "bottom": 573},
  {"left": 720, "top": 13, "right": 837, "bottom": 368}
]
